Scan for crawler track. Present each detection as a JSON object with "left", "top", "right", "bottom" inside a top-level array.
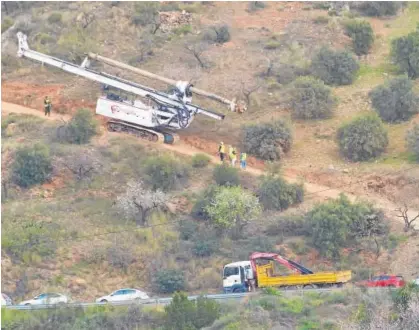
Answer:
[{"left": 107, "top": 120, "right": 179, "bottom": 145}]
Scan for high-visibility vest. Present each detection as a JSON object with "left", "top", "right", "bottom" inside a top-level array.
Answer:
[
  {"left": 241, "top": 153, "right": 247, "bottom": 161},
  {"left": 230, "top": 148, "right": 237, "bottom": 159},
  {"left": 219, "top": 144, "right": 225, "bottom": 153}
]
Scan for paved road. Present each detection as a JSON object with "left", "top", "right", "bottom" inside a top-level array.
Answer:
[{"left": 5, "top": 288, "right": 342, "bottom": 310}]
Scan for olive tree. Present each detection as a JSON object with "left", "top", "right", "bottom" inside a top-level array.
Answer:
[
  {"left": 242, "top": 120, "right": 292, "bottom": 161},
  {"left": 116, "top": 180, "right": 168, "bottom": 226},
  {"left": 344, "top": 19, "right": 375, "bottom": 55},
  {"left": 337, "top": 114, "right": 389, "bottom": 161},
  {"left": 311, "top": 47, "right": 359, "bottom": 85},
  {"left": 369, "top": 77, "right": 418, "bottom": 122},
  {"left": 12, "top": 143, "right": 53, "bottom": 187},
  {"left": 406, "top": 124, "right": 419, "bottom": 162},
  {"left": 204, "top": 186, "right": 261, "bottom": 237},
  {"left": 289, "top": 76, "right": 337, "bottom": 119},
  {"left": 391, "top": 26, "right": 419, "bottom": 79},
  {"left": 306, "top": 194, "right": 388, "bottom": 258}
]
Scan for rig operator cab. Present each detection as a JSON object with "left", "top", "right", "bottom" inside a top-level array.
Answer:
[{"left": 222, "top": 261, "right": 254, "bottom": 293}]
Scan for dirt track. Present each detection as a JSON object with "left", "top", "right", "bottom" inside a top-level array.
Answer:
[{"left": 2, "top": 101, "right": 418, "bottom": 229}]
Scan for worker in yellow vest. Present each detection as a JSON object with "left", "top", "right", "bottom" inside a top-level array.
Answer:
[
  {"left": 44, "top": 96, "right": 52, "bottom": 116},
  {"left": 229, "top": 146, "right": 237, "bottom": 167},
  {"left": 240, "top": 152, "right": 247, "bottom": 170},
  {"left": 218, "top": 142, "right": 225, "bottom": 163}
]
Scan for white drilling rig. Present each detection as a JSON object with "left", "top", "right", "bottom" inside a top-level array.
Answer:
[{"left": 16, "top": 32, "right": 245, "bottom": 144}]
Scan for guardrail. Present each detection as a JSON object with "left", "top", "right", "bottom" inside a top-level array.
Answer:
[{"left": 4, "top": 288, "right": 341, "bottom": 311}]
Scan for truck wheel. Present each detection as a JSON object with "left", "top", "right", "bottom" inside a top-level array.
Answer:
[{"left": 304, "top": 284, "right": 317, "bottom": 290}]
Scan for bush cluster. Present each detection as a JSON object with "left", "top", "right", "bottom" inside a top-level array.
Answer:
[
  {"left": 12, "top": 143, "right": 53, "bottom": 188},
  {"left": 144, "top": 154, "right": 189, "bottom": 191},
  {"left": 203, "top": 24, "right": 231, "bottom": 44},
  {"left": 213, "top": 164, "right": 240, "bottom": 186},
  {"left": 289, "top": 76, "right": 337, "bottom": 119},
  {"left": 369, "top": 77, "right": 418, "bottom": 122},
  {"left": 344, "top": 19, "right": 375, "bottom": 55},
  {"left": 357, "top": 2, "right": 401, "bottom": 17},
  {"left": 337, "top": 114, "right": 388, "bottom": 161},
  {"left": 306, "top": 194, "right": 388, "bottom": 258},
  {"left": 47, "top": 12, "right": 62, "bottom": 24},
  {"left": 391, "top": 27, "right": 419, "bottom": 79},
  {"left": 242, "top": 120, "right": 292, "bottom": 161},
  {"left": 311, "top": 47, "right": 359, "bottom": 86},
  {"left": 154, "top": 269, "right": 185, "bottom": 294},
  {"left": 258, "top": 175, "right": 304, "bottom": 211},
  {"left": 1, "top": 16, "right": 14, "bottom": 32},
  {"left": 58, "top": 109, "right": 98, "bottom": 144},
  {"left": 247, "top": 1, "right": 266, "bottom": 12},
  {"left": 406, "top": 124, "right": 419, "bottom": 162},
  {"left": 165, "top": 292, "right": 220, "bottom": 330},
  {"left": 191, "top": 153, "right": 211, "bottom": 168}
]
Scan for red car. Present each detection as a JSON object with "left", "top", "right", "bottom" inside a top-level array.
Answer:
[{"left": 358, "top": 275, "right": 405, "bottom": 288}]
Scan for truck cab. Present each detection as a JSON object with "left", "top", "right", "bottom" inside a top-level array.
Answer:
[{"left": 222, "top": 261, "right": 253, "bottom": 293}]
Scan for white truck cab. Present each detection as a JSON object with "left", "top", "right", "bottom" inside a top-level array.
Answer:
[{"left": 223, "top": 261, "right": 253, "bottom": 293}]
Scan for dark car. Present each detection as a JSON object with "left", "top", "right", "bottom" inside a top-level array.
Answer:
[{"left": 357, "top": 275, "right": 405, "bottom": 288}]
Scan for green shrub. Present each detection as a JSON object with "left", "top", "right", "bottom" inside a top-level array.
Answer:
[
  {"left": 173, "top": 24, "right": 193, "bottom": 36},
  {"left": 1, "top": 16, "right": 14, "bottom": 33},
  {"left": 179, "top": 219, "right": 199, "bottom": 240},
  {"left": 132, "top": 2, "right": 160, "bottom": 26},
  {"left": 2, "top": 221, "right": 58, "bottom": 263},
  {"left": 35, "top": 32, "right": 55, "bottom": 45},
  {"left": 337, "top": 114, "right": 388, "bottom": 161},
  {"left": 344, "top": 19, "right": 374, "bottom": 55},
  {"left": 191, "top": 153, "right": 211, "bottom": 168},
  {"left": 47, "top": 12, "right": 62, "bottom": 24},
  {"left": 12, "top": 143, "right": 53, "bottom": 188},
  {"left": 306, "top": 194, "right": 387, "bottom": 258},
  {"left": 357, "top": 2, "right": 401, "bottom": 17},
  {"left": 313, "top": 16, "right": 329, "bottom": 24},
  {"left": 144, "top": 154, "right": 190, "bottom": 191},
  {"left": 61, "top": 109, "right": 98, "bottom": 144},
  {"left": 264, "top": 40, "right": 281, "bottom": 50},
  {"left": 391, "top": 27, "right": 419, "bottom": 79},
  {"left": 369, "top": 77, "right": 418, "bottom": 122},
  {"left": 192, "top": 239, "right": 216, "bottom": 257},
  {"left": 247, "top": 1, "right": 266, "bottom": 12},
  {"left": 155, "top": 269, "right": 185, "bottom": 293},
  {"left": 406, "top": 124, "right": 419, "bottom": 162},
  {"left": 242, "top": 120, "right": 292, "bottom": 161},
  {"left": 203, "top": 24, "right": 231, "bottom": 44},
  {"left": 311, "top": 47, "right": 359, "bottom": 85},
  {"left": 258, "top": 175, "right": 304, "bottom": 211},
  {"left": 213, "top": 164, "right": 240, "bottom": 186},
  {"left": 165, "top": 292, "right": 221, "bottom": 330},
  {"left": 289, "top": 76, "right": 337, "bottom": 119}
]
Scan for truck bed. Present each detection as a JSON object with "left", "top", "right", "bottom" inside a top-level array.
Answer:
[{"left": 256, "top": 264, "right": 351, "bottom": 288}]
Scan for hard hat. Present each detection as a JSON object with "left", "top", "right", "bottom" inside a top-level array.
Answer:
[{"left": 220, "top": 142, "right": 224, "bottom": 145}]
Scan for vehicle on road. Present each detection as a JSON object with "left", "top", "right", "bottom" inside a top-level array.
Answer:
[
  {"left": 1, "top": 293, "right": 13, "bottom": 306},
  {"left": 96, "top": 288, "right": 149, "bottom": 303},
  {"left": 18, "top": 293, "right": 69, "bottom": 305},
  {"left": 357, "top": 275, "right": 406, "bottom": 288},
  {"left": 223, "top": 252, "right": 351, "bottom": 293}
]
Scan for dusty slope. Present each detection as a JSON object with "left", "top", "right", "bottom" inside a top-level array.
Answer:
[{"left": 3, "top": 101, "right": 418, "bottom": 230}]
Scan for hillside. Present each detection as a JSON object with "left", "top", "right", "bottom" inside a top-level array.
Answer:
[{"left": 2, "top": 0, "right": 419, "bottom": 321}]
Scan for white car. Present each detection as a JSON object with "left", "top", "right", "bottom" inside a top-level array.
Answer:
[
  {"left": 18, "top": 293, "right": 69, "bottom": 305},
  {"left": 96, "top": 288, "right": 149, "bottom": 303},
  {"left": 1, "top": 293, "right": 13, "bottom": 306}
]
